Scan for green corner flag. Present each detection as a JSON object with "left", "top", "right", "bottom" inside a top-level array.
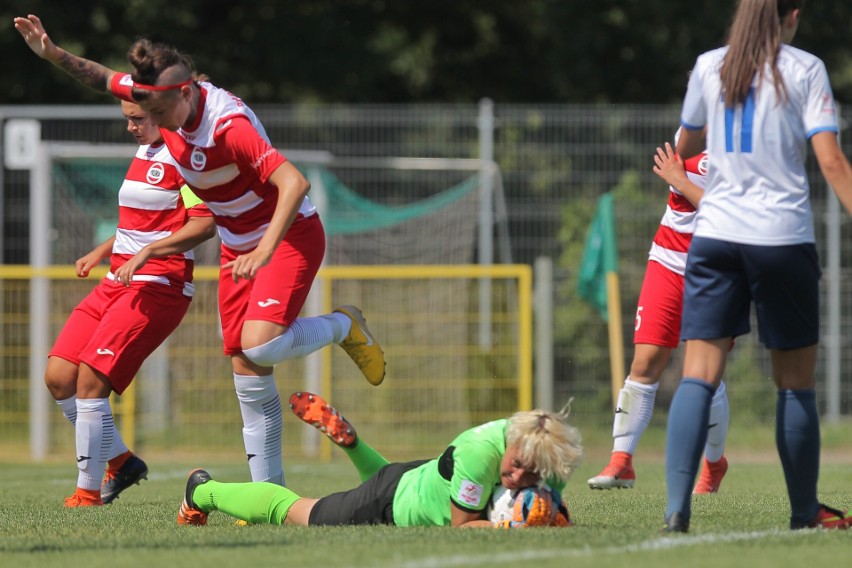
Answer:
[{"left": 577, "top": 192, "right": 618, "bottom": 321}]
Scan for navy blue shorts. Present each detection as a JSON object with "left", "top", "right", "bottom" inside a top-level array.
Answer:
[{"left": 681, "top": 237, "right": 820, "bottom": 350}]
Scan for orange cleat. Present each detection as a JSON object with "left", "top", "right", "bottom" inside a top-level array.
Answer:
[
  {"left": 177, "top": 469, "right": 212, "bottom": 526},
  {"left": 693, "top": 456, "right": 728, "bottom": 494},
  {"left": 64, "top": 488, "right": 103, "bottom": 507},
  {"left": 587, "top": 452, "right": 635, "bottom": 490},
  {"left": 289, "top": 391, "right": 357, "bottom": 447},
  {"left": 177, "top": 500, "right": 208, "bottom": 526}
]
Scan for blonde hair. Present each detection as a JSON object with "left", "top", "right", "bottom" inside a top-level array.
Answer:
[{"left": 505, "top": 402, "right": 583, "bottom": 486}]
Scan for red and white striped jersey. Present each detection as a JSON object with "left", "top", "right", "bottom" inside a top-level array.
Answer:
[
  {"left": 110, "top": 74, "right": 316, "bottom": 252},
  {"left": 647, "top": 152, "right": 708, "bottom": 276},
  {"left": 110, "top": 142, "right": 212, "bottom": 297}
]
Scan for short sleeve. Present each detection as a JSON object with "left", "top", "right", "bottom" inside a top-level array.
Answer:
[
  {"left": 215, "top": 117, "right": 286, "bottom": 183},
  {"left": 680, "top": 58, "right": 707, "bottom": 131},
  {"left": 449, "top": 442, "right": 502, "bottom": 511},
  {"left": 803, "top": 60, "right": 839, "bottom": 138}
]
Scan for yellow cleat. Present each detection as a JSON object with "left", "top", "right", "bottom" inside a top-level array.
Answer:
[{"left": 334, "top": 305, "right": 386, "bottom": 386}]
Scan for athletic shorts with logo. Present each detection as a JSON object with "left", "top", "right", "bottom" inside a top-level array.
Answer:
[
  {"left": 49, "top": 279, "right": 191, "bottom": 394},
  {"left": 217, "top": 215, "right": 325, "bottom": 355}
]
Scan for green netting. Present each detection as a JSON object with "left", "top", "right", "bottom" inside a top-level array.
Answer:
[
  {"left": 52, "top": 159, "right": 480, "bottom": 238},
  {"left": 304, "top": 167, "right": 479, "bottom": 236},
  {"left": 53, "top": 158, "right": 126, "bottom": 215},
  {"left": 52, "top": 159, "right": 124, "bottom": 255}
]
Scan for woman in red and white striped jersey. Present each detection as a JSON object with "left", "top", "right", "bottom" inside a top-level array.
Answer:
[
  {"left": 16, "top": 14, "right": 386, "bottom": 489},
  {"left": 46, "top": 99, "right": 215, "bottom": 507},
  {"left": 587, "top": 142, "right": 731, "bottom": 495}
]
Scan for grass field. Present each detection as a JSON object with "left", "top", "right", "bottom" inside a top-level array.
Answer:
[{"left": 2, "top": 424, "right": 851, "bottom": 568}]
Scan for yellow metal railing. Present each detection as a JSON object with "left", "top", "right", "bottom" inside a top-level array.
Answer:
[{"left": 1, "top": 264, "right": 532, "bottom": 460}]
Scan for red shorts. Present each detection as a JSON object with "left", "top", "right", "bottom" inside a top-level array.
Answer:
[
  {"left": 50, "top": 279, "right": 191, "bottom": 394},
  {"left": 218, "top": 215, "right": 325, "bottom": 355},
  {"left": 633, "top": 260, "right": 683, "bottom": 349}
]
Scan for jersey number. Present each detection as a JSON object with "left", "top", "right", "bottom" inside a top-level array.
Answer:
[{"left": 724, "top": 88, "right": 755, "bottom": 153}]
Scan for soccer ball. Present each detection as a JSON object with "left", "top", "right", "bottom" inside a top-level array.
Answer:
[{"left": 486, "top": 484, "right": 519, "bottom": 524}]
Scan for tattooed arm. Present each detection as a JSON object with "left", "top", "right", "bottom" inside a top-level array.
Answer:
[{"left": 14, "top": 14, "right": 116, "bottom": 92}]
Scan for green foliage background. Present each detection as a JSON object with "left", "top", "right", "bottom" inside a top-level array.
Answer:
[{"left": 3, "top": 0, "right": 852, "bottom": 105}]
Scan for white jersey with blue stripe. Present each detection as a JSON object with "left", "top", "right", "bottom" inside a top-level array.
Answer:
[{"left": 680, "top": 44, "right": 838, "bottom": 246}]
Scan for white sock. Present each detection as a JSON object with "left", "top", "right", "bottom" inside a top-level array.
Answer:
[
  {"left": 242, "top": 314, "right": 350, "bottom": 367},
  {"left": 107, "top": 427, "right": 130, "bottom": 462},
  {"left": 75, "top": 398, "right": 113, "bottom": 491},
  {"left": 56, "top": 395, "right": 77, "bottom": 424},
  {"left": 612, "top": 377, "right": 659, "bottom": 455},
  {"left": 234, "top": 374, "right": 284, "bottom": 485},
  {"left": 59, "top": 394, "right": 129, "bottom": 461},
  {"left": 705, "top": 380, "right": 730, "bottom": 462}
]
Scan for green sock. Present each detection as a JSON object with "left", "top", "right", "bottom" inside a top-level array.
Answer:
[
  {"left": 193, "top": 480, "right": 301, "bottom": 525},
  {"left": 343, "top": 439, "right": 390, "bottom": 482}
]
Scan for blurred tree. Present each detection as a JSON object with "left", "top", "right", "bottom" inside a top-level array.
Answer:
[{"left": 2, "top": 0, "right": 851, "bottom": 104}]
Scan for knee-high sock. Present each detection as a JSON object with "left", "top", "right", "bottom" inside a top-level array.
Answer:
[
  {"left": 56, "top": 395, "right": 78, "bottom": 424},
  {"left": 612, "top": 378, "right": 658, "bottom": 455},
  {"left": 777, "top": 389, "right": 820, "bottom": 525},
  {"left": 58, "top": 395, "right": 130, "bottom": 461},
  {"left": 242, "top": 314, "right": 351, "bottom": 367},
  {"left": 665, "top": 378, "right": 714, "bottom": 521},
  {"left": 342, "top": 439, "right": 390, "bottom": 482},
  {"left": 704, "top": 380, "right": 730, "bottom": 462},
  {"left": 75, "top": 398, "right": 114, "bottom": 490},
  {"left": 193, "top": 480, "right": 300, "bottom": 526},
  {"left": 234, "top": 374, "right": 284, "bottom": 485}
]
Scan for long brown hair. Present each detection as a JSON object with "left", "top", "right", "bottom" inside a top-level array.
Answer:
[{"left": 720, "top": 0, "right": 804, "bottom": 107}]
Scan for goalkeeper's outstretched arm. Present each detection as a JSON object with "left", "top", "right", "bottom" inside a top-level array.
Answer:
[
  {"left": 452, "top": 502, "right": 493, "bottom": 528},
  {"left": 14, "top": 14, "right": 118, "bottom": 93}
]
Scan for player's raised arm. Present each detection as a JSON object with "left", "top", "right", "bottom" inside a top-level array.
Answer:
[{"left": 13, "top": 14, "right": 117, "bottom": 93}]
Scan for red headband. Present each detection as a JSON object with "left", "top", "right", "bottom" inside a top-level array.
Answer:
[{"left": 132, "top": 78, "right": 192, "bottom": 92}]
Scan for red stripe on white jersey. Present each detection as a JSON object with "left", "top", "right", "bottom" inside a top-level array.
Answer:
[
  {"left": 647, "top": 151, "right": 707, "bottom": 275},
  {"left": 110, "top": 74, "right": 316, "bottom": 252},
  {"left": 108, "top": 143, "right": 208, "bottom": 295}
]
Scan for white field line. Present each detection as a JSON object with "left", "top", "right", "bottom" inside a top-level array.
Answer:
[
  {"left": 394, "top": 528, "right": 810, "bottom": 568},
  {"left": 6, "top": 463, "right": 323, "bottom": 488}
]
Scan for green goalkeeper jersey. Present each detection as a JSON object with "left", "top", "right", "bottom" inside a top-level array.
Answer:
[
  {"left": 392, "top": 418, "right": 508, "bottom": 527},
  {"left": 391, "top": 418, "right": 569, "bottom": 527}
]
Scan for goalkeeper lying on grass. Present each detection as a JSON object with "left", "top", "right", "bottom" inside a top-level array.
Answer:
[{"left": 178, "top": 392, "right": 583, "bottom": 528}]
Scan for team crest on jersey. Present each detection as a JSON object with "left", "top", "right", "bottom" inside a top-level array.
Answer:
[
  {"left": 697, "top": 155, "right": 709, "bottom": 176},
  {"left": 146, "top": 162, "right": 166, "bottom": 185},
  {"left": 457, "top": 480, "right": 484, "bottom": 507},
  {"left": 190, "top": 146, "right": 207, "bottom": 171}
]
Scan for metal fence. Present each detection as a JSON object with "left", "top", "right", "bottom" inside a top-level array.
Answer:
[{"left": 2, "top": 102, "right": 851, "bottom": 461}]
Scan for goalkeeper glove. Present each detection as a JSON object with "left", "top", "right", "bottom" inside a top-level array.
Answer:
[{"left": 492, "top": 487, "right": 554, "bottom": 528}]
